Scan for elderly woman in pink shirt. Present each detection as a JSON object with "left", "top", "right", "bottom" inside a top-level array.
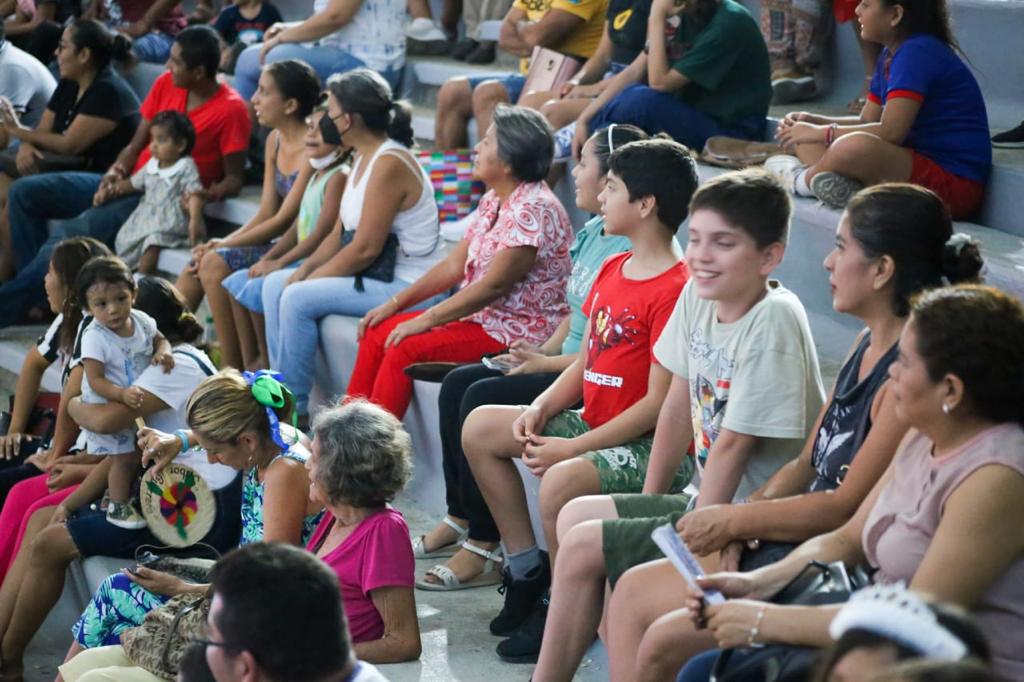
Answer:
[
  {"left": 670, "top": 284, "right": 1024, "bottom": 682},
  {"left": 346, "top": 104, "right": 574, "bottom": 419}
]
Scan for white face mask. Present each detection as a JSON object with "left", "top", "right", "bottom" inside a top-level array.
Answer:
[{"left": 309, "top": 149, "right": 341, "bottom": 170}]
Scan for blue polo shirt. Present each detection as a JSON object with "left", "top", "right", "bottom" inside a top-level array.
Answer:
[{"left": 868, "top": 33, "right": 990, "bottom": 183}]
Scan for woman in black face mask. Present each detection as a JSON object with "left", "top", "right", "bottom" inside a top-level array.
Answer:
[{"left": 267, "top": 68, "right": 445, "bottom": 422}]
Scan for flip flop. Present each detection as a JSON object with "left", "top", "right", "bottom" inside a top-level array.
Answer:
[
  {"left": 416, "top": 542, "right": 504, "bottom": 591},
  {"left": 412, "top": 516, "right": 468, "bottom": 559}
]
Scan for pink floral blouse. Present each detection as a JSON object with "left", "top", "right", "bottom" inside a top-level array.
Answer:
[{"left": 462, "top": 181, "right": 573, "bottom": 347}]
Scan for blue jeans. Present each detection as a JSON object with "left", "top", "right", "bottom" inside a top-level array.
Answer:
[
  {"left": 268, "top": 275, "right": 443, "bottom": 414},
  {"left": 467, "top": 74, "right": 527, "bottom": 103},
  {"left": 130, "top": 31, "right": 175, "bottom": 63},
  {"left": 233, "top": 43, "right": 401, "bottom": 101},
  {"left": 589, "top": 84, "right": 766, "bottom": 150},
  {"left": 1, "top": 173, "right": 139, "bottom": 327},
  {"left": 677, "top": 649, "right": 720, "bottom": 682}
]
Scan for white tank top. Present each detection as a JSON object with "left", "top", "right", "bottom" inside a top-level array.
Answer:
[{"left": 339, "top": 140, "right": 443, "bottom": 283}]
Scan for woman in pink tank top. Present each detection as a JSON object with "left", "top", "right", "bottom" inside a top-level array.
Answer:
[{"left": 674, "top": 284, "right": 1024, "bottom": 681}]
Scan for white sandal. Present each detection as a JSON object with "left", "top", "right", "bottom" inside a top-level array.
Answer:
[
  {"left": 415, "top": 541, "right": 504, "bottom": 591},
  {"left": 412, "top": 516, "right": 469, "bottom": 559}
]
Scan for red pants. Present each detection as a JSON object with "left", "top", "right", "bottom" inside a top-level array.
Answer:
[
  {"left": 0, "top": 474, "right": 77, "bottom": 581},
  {"left": 346, "top": 312, "right": 506, "bottom": 418}
]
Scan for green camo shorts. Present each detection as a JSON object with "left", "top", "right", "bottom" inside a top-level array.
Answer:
[{"left": 541, "top": 410, "right": 694, "bottom": 495}]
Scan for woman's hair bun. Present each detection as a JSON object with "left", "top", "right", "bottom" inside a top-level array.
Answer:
[
  {"left": 941, "top": 233, "right": 985, "bottom": 284},
  {"left": 110, "top": 32, "right": 134, "bottom": 63}
]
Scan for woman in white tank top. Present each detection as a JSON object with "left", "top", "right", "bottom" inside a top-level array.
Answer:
[{"left": 268, "top": 69, "right": 445, "bottom": 418}]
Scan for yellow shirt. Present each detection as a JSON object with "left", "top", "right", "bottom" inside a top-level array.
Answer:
[{"left": 512, "top": 0, "right": 609, "bottom": 72}]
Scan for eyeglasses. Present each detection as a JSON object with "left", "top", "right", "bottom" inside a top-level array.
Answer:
[
  {"left": 191, "top": 636, "right": 241, "bottom": 652},
  {"left": 607, "top": 123, "right": 617, "bottom": 153}
]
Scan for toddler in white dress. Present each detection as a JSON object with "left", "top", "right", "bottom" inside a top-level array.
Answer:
[{"left": 99, "top": 110, "right": 205, "bottom": 274}]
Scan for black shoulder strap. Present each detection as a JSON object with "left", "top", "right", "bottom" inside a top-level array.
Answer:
[{"left": 173, "top": 349, "right": 216, "bottom": 377}]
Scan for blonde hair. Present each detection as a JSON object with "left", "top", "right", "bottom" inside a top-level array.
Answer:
[{"left": 186, "top": 369, "right": 294, "bottom": 445}]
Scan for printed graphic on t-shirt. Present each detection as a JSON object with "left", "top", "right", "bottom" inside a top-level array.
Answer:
[
  {"left": 585, "top": 303, "right": 640, "bottom": 389},
  {"left": 688, "top": 327, "right": 734, "bottom": 465},
  {"left": 811, "top": 405, "right": 854, "bottom": 486}
]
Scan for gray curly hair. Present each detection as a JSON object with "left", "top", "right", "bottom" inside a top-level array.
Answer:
[{"left": 310, "top": 400, "right": 412, "bottom": 508}]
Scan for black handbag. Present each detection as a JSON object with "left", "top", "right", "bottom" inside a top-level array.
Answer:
[
  {"left": 711, "top": 561, "right": 870, "bottom": 682},
  {"left": 340, "top": 229, "right": 399, "bottom": 292}
]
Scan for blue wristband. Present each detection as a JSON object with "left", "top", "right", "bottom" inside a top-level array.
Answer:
[{"left": 174, "top": 429, "right": 191, "bottom": 453}]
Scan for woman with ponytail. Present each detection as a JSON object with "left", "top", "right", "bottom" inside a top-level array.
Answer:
[
  {"left": 768, "top": 0, "right": 991, "bottom": 219},
  {"left": 0, "top": 19, "right": 140, "bottom": 279},
  {"left": 268, "top": 68, "right": 447, "bottom": 420}
]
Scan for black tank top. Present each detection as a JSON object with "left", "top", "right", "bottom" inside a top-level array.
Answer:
[{"left": 809, "top": 334, "right": 899, "bottom": 492}]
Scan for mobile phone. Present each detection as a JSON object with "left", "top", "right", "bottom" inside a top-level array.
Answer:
[
  {"left": 482, "top": 355, "right": 519, "bottom": 373},
  {"left": 128, "top": 550, "right": 160, "bottom": 575}
]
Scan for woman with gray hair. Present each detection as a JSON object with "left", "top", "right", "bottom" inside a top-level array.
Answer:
[
  {"left": 301, "top": 398, "right": 421, "bottom": 662},
  {"left": 346, "top": 104, "right": 575, "bottom": 419}
]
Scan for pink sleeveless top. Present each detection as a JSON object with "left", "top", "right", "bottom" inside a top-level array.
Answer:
[{"left": 862, "top": 423, "right": 1024, "bottom": 680}]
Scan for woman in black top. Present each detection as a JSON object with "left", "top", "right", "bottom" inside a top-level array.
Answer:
[{"left": 0, "top": 18, "right": 140, "bottom": 278}]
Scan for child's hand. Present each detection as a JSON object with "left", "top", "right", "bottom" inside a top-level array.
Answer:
[
  {"left": 153, "top": 351, "right": 175, "bottom": 373},
  {"left": 248, "top": 258, "right": 277, "bottom": 278},
  {"left": 121, "top": 386, "right": 145, "bottom": 408},
  {"left": 92, "top": 186, "right": 109, "bottom": 206},
  {"left": 189, "top": 218, "right": 207, "bottom": 247}
]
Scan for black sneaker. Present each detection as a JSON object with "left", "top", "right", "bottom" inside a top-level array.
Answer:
[
  {"left": 465, "top": 42, "right": 497, "bottom": 65},
  {"left": 496, "top": 593, "right": 548, "bottom": 664},
  {"left": 992, "top": 121, "right": 1024, "bottom": 149},
  {"left": 490, "top": 553, "right": 550, "bottom": 636},
  {"left": 451, "top": 38, "right": 478, "bottom": 61}
]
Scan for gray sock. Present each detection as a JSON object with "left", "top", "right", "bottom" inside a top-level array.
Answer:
[{"left": 506, "top": 545, "right": 542, "bottom": 581}]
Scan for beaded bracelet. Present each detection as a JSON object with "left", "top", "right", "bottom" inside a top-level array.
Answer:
[
  {"left": 825, "top": 123, "right": 839, "bottom": 147},
  {"left": 748, "top": 605, "right": 767, "bottom": 648}
]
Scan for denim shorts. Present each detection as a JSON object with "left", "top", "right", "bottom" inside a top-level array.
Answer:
[
  {"left": 67, "top": 474, "right": 242, "bottom": 558},
  {"left": 467, "top": 73, "right": 528, "bottom": 103}
]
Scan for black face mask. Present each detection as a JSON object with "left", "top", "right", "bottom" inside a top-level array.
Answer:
[{"left": 319, "top": 114, "right": 343, "bottom": 146}]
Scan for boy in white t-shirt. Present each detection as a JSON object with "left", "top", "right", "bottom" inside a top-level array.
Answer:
[
  {"left": 76, "top": 257, "right": 174, "bottom": 529},
  {"left": 532, "top": 168, "right": 826, "bottom": 680}
]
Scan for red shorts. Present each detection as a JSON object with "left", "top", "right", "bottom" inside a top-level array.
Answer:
[{"left": 909, "top": 152, "right": 986, "bottom": 220}]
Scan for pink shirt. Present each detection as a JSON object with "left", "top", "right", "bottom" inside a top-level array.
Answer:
[
  {"left": 463, "top": 181, "right": 573, "bottom": 347},
  {"left": 306, "top": 507, "right": 415, "bottom": 643},
  {"left": 863, "top": 424, "right": 1024, "bottom": 679}
]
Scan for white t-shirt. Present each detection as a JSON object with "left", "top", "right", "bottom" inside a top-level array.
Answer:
[
  {"left": 0, "top": 41, "right": 57, "bottom": 134},
  {"left": 80, "top": 310, "right": 158, "bottom": 399},
  {"left": 653, "top": 279, "right": 825, "bottom": 501},
  {"left": 79, "top": 310, "right": 159, "bottom": 455},
  {"left": 134, "top": 344, "right": 237, "bottom": 490}
]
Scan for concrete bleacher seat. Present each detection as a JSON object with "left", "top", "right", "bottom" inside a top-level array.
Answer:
[{"left": 309, "top": 315, "right": 448, "bottom": 517}]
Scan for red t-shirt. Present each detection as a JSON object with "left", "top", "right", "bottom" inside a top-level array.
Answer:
[
  {"left": 580, "top": 252, "right": 689, "bottom": 429},
  {"left": 135, "top": 72, "right": 251, "bottom": 186}
]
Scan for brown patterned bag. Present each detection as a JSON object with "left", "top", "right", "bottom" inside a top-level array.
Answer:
[{"left": 120, "top": 591, "right": 211, "bottom": 679}]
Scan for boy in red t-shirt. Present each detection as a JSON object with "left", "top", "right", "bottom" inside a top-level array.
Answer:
[{"left": 463, "top": 138, "right": 699, "bottom": 660}]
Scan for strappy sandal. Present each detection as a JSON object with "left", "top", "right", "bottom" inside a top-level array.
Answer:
[
  {"left": 415, "top": 541, "right": 504, "bottom": 591},
  {"left": 412, "top": 516, "right": 468, "bottom": 559}
]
